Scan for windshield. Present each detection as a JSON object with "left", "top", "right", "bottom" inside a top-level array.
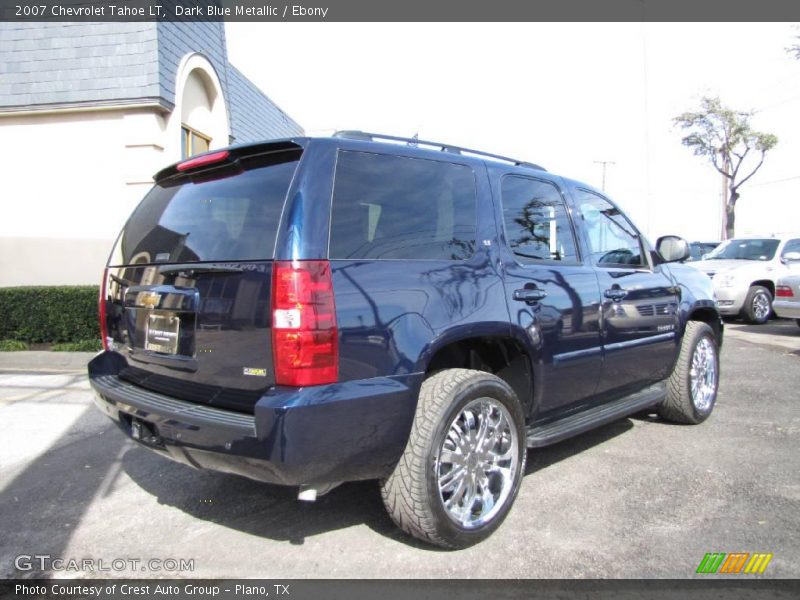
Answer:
[
  {"left": 704, "top": 238, "right": 779, "bottom": 261},
  {"left": 689, "top": 242, "right": 718, "bottom": 261}
]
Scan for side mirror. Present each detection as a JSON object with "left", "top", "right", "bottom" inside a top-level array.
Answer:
[
  {"left": 781, "top": 251, "right": 800, "bottom": 264},
  {"left": 656, "top": 235, "right": 691, "bottom": 263}
]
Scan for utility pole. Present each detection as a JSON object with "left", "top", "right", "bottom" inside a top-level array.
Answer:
[
  {"left": 594, "top": 160, "right": 616, "bottom": 191},
  {"left": 718, "top": 147, "right": 729, "bottom": 241}
]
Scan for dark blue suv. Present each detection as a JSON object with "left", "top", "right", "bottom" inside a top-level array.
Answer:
[{"left": 89, "top": 132, "right": 722, "bottom": 548}]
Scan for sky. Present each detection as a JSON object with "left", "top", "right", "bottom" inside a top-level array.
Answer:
[{"left": 225, "top": 22, "right": 800, "bottom": 243}]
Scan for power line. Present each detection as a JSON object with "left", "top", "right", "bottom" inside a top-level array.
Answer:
[
  {"left": 750, "top": 174, "right": 800, "bottom": 187},
  {"left": 753, "top": 93, "right": 800, "bottom": 113}
]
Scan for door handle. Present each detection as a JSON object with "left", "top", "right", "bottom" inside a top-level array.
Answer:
[
  {"left": 604, "top": 287, "right": 628, "bottom": 302},
  {"left": 513, "top": 288, "right": 547, "bottom": 304}
]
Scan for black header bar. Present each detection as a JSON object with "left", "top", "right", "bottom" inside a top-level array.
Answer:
[
  {"left": 2, "top": 579, "right": 800, "bottom": 600},
  {"left": 2, "top": 0, "right": 800, "bottom": 22}
]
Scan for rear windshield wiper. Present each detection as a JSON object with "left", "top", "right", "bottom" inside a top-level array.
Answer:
[{"left": 158, "top": 263, "right": 244, "bottom": 276}]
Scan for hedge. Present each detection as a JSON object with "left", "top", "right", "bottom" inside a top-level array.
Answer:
[{"left": 0, "top": 286, "right": 100, "bottom": 344}]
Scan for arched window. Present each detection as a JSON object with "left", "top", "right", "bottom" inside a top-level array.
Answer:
[{"left": 173, "top": 55, "right": 229, "bottom": 160}]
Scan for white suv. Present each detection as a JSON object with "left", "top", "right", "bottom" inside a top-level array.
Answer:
[{"left": 690, "top": 234, "right": 800, "bottom": 324}]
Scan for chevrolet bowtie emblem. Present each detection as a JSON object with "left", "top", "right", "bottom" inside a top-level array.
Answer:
[{"left": 139, "top": 291, "right": 162, "bottom": 309}]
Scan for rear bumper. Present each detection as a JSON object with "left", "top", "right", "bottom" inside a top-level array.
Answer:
[
  {"left": 773, "top": 300, "right": 800, "bottom": 319},
  {"left": 89, "top": 352, "right": 420, "bottom": 486}
]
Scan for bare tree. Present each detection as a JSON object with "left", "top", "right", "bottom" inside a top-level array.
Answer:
[
  {"left": 674, "top": 96, "right": 777, "bottom": 239},
  {"left": 787, "top": 34, "right": 800, "bottom": 59}
]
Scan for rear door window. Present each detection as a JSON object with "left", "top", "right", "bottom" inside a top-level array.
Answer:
[
  {"left": 500, "top": 175, "right": 579, "bottom": 264},
  {"left": 329, "top": 151, "right": 477, "bottom": 260},
  {"left": 110, "top": 151, "right": 301, "bottom": 266}
]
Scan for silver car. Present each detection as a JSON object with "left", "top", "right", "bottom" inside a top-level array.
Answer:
[
  {"left": 690, "top": 234, "right": 800, "bottom": 324},
  {"left": 774, "top": 273, "right": 800, "bottom": 327}
]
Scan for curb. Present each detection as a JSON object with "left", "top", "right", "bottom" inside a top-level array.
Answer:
[{"left": 0, "top": 351, "right": 96, "bottom": 372}]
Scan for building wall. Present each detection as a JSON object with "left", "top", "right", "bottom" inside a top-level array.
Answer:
[
  {"left": 156, "top": 21, "right": 229, "bottom": 109},
  {"left": 0, "top": 108, "right": 167, "bottom": 287},
  {"left": 155, "top": 22, "right": 302, "bottom": 142},
  {"left": 0, "top": 23, "right": 303, "bottom": 287}
]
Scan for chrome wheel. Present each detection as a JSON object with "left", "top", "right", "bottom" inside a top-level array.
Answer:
[
  {"left": 752, "top": 291, "right": 771, "bottom": 321},
  {"left": 436, "top": 397, "right": 519, "bottom": 529},
  {"left": 690, "top": 337, "right": 717, "bottom": 412}
]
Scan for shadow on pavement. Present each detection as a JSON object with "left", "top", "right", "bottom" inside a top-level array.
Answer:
[
  {"left": 121, "top": 445, "right": 398, "bottom": 546},
  {"left": 122, "top": 414, "right": 637, "bottom": 550},
  {"left": 0, "top": 407, "right": 127, "bottom": 577},
  {"left": 726, "top": 319, "right": 800, "bottom": 338},
  {"left": 526, "top": 418, "right": 634, "bottom": 475}
]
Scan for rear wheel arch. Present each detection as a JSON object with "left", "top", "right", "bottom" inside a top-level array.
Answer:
[{"left": 423, "top": 335, "right": 534, "bottom": 418}]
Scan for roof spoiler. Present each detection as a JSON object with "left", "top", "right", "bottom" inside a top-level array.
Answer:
[{"left": 153, "top": 139, "right": 304, "bottom": 183}]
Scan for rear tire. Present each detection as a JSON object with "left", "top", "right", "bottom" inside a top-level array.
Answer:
[
  {"left": 742, "top": 285, "right": 772, "bottom": 324},
  {"left": 658, "top": 321, "right": 719, "bottom": 424},
  {"left": 380, "top": 369, "right": 526, "bottom": 549}
]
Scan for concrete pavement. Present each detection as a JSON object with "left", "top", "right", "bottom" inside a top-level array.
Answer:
[{"left": 0, "top": 320, "right": 798, "bottom": 578}]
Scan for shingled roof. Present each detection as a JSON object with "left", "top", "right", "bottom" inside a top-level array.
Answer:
[{"left": 0, "top": 22, "right": 302, "bottom": 142}]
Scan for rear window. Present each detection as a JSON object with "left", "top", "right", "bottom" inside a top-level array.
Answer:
[
  {"left": 109, "top": 151, "right": 300, "bottom": 266},
  {"left": 329, "top": 151, "right": 477, "bottom": 260}
]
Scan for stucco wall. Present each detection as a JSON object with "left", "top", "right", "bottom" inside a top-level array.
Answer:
[
  {"left": 0, "top": 108, "right": 166, "bottom": 286},
  {"left": 0, "top": 238, "right": 113, "bottom": 287},
  {"left": 0, "top": 23, "right": 303, "bottom": 287}
]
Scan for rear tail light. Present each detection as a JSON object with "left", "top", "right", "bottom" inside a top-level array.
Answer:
[
  {"left": 99, "top": 268, "right": 109, "bottom": 351},
  {"left": 776, "top": 285, "right": 794, "bottom": 298},
  {"left": 176, "top": 150, "right": 230, "bottom": 172},
  {"left": 271, "top": 260, "right": 338, "bottom": 386}
]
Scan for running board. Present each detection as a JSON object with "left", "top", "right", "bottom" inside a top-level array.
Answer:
[{"left": 526, "top": 382, "right": 666, "bottom": 448}]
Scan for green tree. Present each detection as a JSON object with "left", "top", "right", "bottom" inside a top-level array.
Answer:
[{"left": 673, "top": 96, "right": 777, "bottom": 239}]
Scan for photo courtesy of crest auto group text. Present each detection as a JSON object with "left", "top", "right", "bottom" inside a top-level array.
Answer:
[{"left": 0, "top": 1, "right": 799, "bottom": 598}]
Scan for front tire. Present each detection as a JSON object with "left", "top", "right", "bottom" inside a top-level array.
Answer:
[
  {"left": 742, "top": 285, "right": 772, "bottom": 324},
  {"left": 380, "top": 369, "right": 526, "bottom": 549},
  {"left": 658, "top": 321, "right": 719, "bottom": 424}
]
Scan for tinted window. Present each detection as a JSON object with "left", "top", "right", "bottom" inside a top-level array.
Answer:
[
  {"left": 705, "top": 238, "right": 780, "bottom": 261},
  {"left": 575, "top": 189, "right": 645, "bottom": 267},
  {"left": 689, "top": 242, "right": 719, "bottom": 261},
  {"left": 500, "top": 176, "right": 578, "bottom": 263},
  {"left": 329, "top": 151, "right": 476, "bottom": 260},
  {"left": 781, "top": 239, "right": 800, "bottom": 257},
  {"left": 111, "top": 151, "right": 300, "bottom": 265}
]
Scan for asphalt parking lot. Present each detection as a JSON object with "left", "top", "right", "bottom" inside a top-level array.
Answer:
[{"left": 0, "top": 319, "right": 798, "bottom": 579}]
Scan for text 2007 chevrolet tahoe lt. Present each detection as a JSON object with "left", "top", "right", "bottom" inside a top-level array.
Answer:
[{"left": 89, "top": 131, "right": 722, "bottom": 548}]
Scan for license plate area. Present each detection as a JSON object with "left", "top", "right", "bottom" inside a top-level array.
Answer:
[{"left": 145, "top": 313, "right": 181, "bottom": 354}]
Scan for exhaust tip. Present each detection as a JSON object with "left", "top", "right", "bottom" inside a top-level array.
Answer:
[
  {"left": 297, "top": 482, "right": 340, "bottom": 502},
  {"left": 297, "top": 486, "right": 317, "bottom": 502}
]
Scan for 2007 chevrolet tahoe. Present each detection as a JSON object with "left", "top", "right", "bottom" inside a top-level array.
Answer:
[{"left": 90, "top": 131, "right": 723, "bottom": 548}]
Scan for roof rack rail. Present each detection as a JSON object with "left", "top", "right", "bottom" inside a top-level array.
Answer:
[{"left": 333, "top": 130, "right": 546, "bottom": 171}]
